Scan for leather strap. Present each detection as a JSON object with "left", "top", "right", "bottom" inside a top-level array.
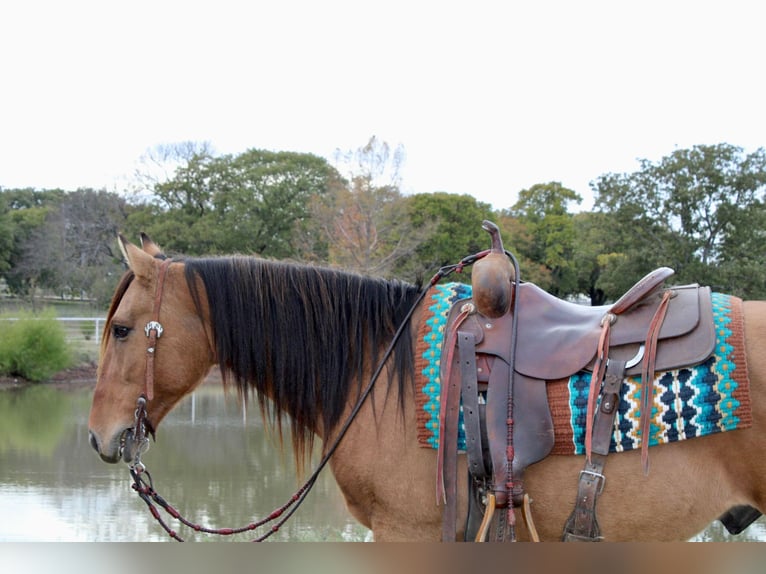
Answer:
[
  {"left": 144, "top": 258, "right": 172, "bottom": 401},
  {"left": 639, "top": 290, "right": 672, "bottom": 473},
  {"left": 562, "top": 359, "right": 626, "bottom": 541},
  {"left": 486, "top": 359, "right": 511, "bottom": 510},
  {"left": 439, "top": 353, "right": 461, "bottom": 540},
  {"left": 562, "top": 455, "right": 607, "bottom": 542},
  {"left": 438, "top": 311, "right": 471, "bottom": 541},
  {"left": 485, "top": 359, "right": 517, "bottom": 541},
  {"left": 459, "top": 332, "right": 484, "bottom": 478},
  {"left": 584, "top": 313, "right": 614, "bottom": 461}
]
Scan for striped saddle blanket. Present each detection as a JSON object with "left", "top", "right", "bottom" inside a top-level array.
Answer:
[{"left": 414, "top": 283, "right": 752, "bottom": 455}]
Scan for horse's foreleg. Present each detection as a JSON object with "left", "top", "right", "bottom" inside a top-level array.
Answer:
[{"left": 328, "top": 384, "right": 470, "bottom": 542}]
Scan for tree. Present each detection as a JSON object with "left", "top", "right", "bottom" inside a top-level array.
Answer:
[
  {"left": 129, "top": 141, "right": 215, "bottom": 204},
  {"left": 129, "top": 149, "right": 341, "bottom": 258},
  {"left": 593, "top": 143, "right": 766, "bottom": 298},
  {"left": 219, "top": 149, "right": 341, "bottom": 257},
  {"left": 493, "top": 212, "right": 554, "bottom": 290},
  {"left": 397, "top": 192, "right": 496, "bottom": 282},
  {"left": 15, "top": 189, "right": 128, "bottom": 306},
  {"left": 570, "top": 211, "right": 620, "bottom": 305},
  {"left": 505, "top": 182, "right": 582, "bottom": 298},
  {"left": 0, "top": 193, "right": 15, "bottom": 274},
  {"left": 332, "top": 135, "right": 406, "bottom": 192},
  {"left": 307, "top": 182, "right": 423, "bottom": 276},
  {"left": 1, "top": 188, "right": 64, "bottom": 299},
  {"left": 301, "top": 137, "right": 425, "bottom": 276}
]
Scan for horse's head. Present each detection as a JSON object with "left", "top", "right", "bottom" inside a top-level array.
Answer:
[{"left": 88, "top": 234, "right": 214, "bottom": 464}]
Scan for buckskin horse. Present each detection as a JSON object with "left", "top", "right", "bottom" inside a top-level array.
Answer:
[{"left": 88, "top": 230, "right": 766, "bottom": 541}]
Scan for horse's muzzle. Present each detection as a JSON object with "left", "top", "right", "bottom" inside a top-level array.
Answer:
[
  {"left": 88, "top": 428, "right": 149, "bottom": 464},
  {"left": 88, "top": 429, "right": 121, "bottom": 464}
]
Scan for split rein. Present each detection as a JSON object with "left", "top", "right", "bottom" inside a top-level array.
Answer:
[{"left": 126, "top": 251, "right": 491, "bottom": 541}]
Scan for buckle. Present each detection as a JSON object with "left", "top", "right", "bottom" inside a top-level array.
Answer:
[{"left": 579, "top": 469, "right": 606, "bottom": 494}]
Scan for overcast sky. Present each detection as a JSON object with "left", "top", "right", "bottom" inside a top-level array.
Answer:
[{"left": 1, "top": 0, "right": 763, "bottom": 211}]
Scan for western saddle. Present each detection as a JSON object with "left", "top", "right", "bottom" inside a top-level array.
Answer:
[{"left": 437, "top": 221, "right": 717, "bottom": 542}]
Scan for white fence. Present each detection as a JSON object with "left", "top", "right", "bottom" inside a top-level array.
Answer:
[
  {"left": 1, "top": 317, "right": 106, "bottom": 344},
  {"left": 58, "top": 317, "right": 106, "bottom": 343}
]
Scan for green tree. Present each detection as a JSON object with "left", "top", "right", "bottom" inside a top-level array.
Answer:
[
  {"left": 0, "top": 193, "right": 15, "bottom": 274},
  {"left": 593, "top": 143, "right": 766, "bottom": 298},
  {"left": 505, "top": 182, "right": 582, "bottom": 297},
  {"left": 570, "top": 211, "right": 621, "bottom": 305},
  {"left": 129, "top": 140, "right": 215, "bottom": 203},
  {"left": 29, "top": 189, "right": 128, "bottom": 305},
  {"left": 493, "top": 213, "right": 554, "bottom": 290},
  {"left": 397, "top": 192, "right": 496, "bottom": 282},
  {"left": 134, "top": 149, "right": 341, "bottom": 258},
  {"left": 219, "top": 149, "right": 340, "bottom": 257},
  {"left": 0, "top": 188, "right": 65, "bottom": 300}
]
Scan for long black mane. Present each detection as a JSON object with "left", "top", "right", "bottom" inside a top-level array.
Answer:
[{"left": 183, "top": 256, "right": 421, "bottom": 462}]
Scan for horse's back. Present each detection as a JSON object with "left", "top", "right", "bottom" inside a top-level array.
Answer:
[{"left": 744, "top": 300, "right": 766, "bottom": 359}]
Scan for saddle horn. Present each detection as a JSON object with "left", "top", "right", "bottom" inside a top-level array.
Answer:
[{"left": 471, "top": 220, "right": 515, "bottom": 318}]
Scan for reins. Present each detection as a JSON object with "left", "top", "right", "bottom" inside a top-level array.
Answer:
[{"left": 127, "top": 250, "right": 490, "bottom": 541}]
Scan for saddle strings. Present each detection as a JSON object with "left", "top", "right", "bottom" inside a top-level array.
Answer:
[{"left": 639, "top": 289, "right": 672, "bottom": 474}]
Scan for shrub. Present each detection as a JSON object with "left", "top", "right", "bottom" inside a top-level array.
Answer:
[{"left": 0, "top": 310, "right": 72, "bottom": 382}]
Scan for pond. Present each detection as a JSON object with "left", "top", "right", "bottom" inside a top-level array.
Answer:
[
  {"left": 0, "top": 383, "right": 368, "bottom": 542},
  {"left": 0, "top": 382, "right": 764, "bottom": 542}
]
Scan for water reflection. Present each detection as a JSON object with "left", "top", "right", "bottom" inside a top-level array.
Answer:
[
  {"left": 0, "top": 384, "right": 368, "bottom": 542},
  {"left": 1, "top": 383, "right": 764, "bottom": 542},
  {"left": 0, "top": 385, "right": 70, "bottom": 456}
]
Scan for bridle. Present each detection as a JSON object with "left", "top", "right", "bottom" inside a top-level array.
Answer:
[
  {"left": 125, "top": 251, "right": 490, "bottom": 541},
  {"left": 127, "top": 257, "right": 171, "bottom": 473},
  {"left": 143, "top": 257, "right": 172, "bottom": 402}
]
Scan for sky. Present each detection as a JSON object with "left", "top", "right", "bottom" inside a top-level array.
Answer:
[{"left": 1, "top": 0, "right": 764, "bottom": 212}]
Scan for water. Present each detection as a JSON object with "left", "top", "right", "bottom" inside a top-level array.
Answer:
[
  {"left": 0, "top": 384, "right": 369, "bottom": 542},
  {"left": 1, "top": 383, "right": 764, "bottom": 542}
]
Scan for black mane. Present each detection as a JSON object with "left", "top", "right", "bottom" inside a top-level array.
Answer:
[{"left": 183, "top": 256, "right": 421, "bottom": 462}]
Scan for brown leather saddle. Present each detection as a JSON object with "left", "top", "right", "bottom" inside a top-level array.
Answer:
[{"left": 437, "top": 254, "right": 717, "bottom": 541}]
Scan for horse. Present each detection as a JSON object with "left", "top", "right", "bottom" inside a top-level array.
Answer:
[{"left": 87, "top": 234, "right": 766, "bottom": 541}]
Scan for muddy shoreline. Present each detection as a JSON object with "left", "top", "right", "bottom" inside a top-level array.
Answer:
[
  {"left": 0, "top": 363, "right": 224, "bottom": 391},
  {"left": 0, "top": 362, "right": 98, "bottom": 391}
]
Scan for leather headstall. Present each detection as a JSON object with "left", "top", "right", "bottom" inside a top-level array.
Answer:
[{"left": 143, "top": 257, "right": 172, "bottom": 402}]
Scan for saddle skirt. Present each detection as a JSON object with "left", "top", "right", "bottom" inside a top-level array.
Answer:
[{"left": 414, "top": 283, "right": 752, "bottom": 455}]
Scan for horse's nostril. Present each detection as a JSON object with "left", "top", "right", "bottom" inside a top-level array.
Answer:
[{"left": 88, "top": 430, "right": 99, "bottom": 452}]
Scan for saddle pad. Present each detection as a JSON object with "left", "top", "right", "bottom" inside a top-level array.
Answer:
[
  {"left": 547, "top": 292, "right": 751, "bottom": 455},
  {"left": 414, "top": 282, "right": 472, "bottom": 450},
  {"left": 414, "top": 286, "right": 752, "bottom": 454}
]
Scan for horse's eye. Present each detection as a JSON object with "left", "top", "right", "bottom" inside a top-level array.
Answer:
[{"left": 112, "top": 324, "right": 131, "bottom": 340}]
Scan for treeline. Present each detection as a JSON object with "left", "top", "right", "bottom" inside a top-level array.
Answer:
[{"left": 2, "top": 140, "right": 766, "bottom": 308}]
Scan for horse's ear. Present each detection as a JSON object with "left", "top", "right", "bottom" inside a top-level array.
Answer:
[
  {"left": 118, "top": 234, "right": 156, "bottom": 281},
  {"left": 139, "top": 232, "right": 163, "bottom": 257}
]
